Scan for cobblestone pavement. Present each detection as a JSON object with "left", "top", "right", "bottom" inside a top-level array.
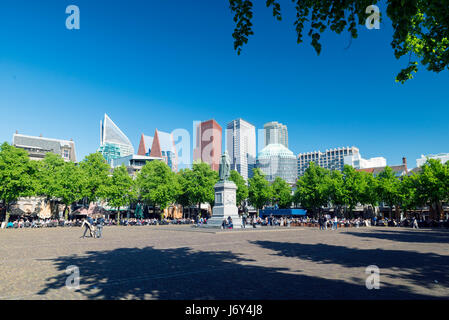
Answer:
[{"left": 0, "top": 225, "right": 448, "bottom": 300}]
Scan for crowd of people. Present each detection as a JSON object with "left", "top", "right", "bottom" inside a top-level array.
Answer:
[
  {"left": 1, "top": 214, "right": 448, "bottom": 230},
  {"left": 0, "top": 217, "right": 196, "bottom": 229}
]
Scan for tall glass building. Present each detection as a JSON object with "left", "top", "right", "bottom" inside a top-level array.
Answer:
[
  {"left": 98, "top": 114, "right": 134, "bottom": 164},
  {"left": 263, "top": 121, "right": 288, "bottom": 148},
  {"left": 256, "top": 143, "right": 297, "bottom": 184},
  {"left": 226, "top": 118, "right": 256, "bottom": 180}
]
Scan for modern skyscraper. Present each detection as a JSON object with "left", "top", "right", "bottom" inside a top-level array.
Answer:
[
  {"left": 297, "top": 146, "right": 359, "bottom": 176},
  {"left": 137, "top": 129, "right": 178, "bottom": 172},
  {"left": 264, "top": 121, "right": 288, "bottom": 148},
  {"left": 13, "top": 132, "right": 77, "bottom": 162},
  {"left": 98, "top": 114, "right": 134, "bottom": 164},
  {"left": 193, "top": 119, "right": 222, "bottom": 171},
  {"left": 256, "top": 143, "right": 297, "bottom": 184},
  {"left": 226, "top": 119, "right": 256, "bottom": 180}
]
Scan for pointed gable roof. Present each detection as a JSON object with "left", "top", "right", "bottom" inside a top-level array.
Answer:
[
  {"left": 137, "top": 134, "right": 154, "bottom": 156},
  {"left": 137, "top": 133, "right": 146, "bottom": 156},
  {"left": 149, "top": 129, "right": 162, "bottom": 158}
]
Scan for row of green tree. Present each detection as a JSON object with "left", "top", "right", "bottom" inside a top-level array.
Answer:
[
  {"left": 292, "top": 161, "right": 449, "bottom": 220},
  {"left": 1, "top": 142, "right": 448, "bottom": 223},
  {"left": 0, "top": 142, "right": 291, "bottom": 223}
]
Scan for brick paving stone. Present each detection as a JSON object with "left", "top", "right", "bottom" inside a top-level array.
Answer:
[{"left": 0, "top": 225, "right": 448, "bottom": 300}]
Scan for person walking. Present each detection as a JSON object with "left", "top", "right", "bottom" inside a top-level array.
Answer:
[
  {"left": 96, "top": 215, "right": 105, "bottom": 238},
  {"left": 318, "top": 216, "right": 324, "bottom": 230},
  {"left": 81, "top": 217, "right": 92, "bottom": 238},
  {"left": 413, "top": 217, "right": 419, "bottom": 229},
  {"left": 332, "top": 216, "right": 338, "bottom": 230},
  {"left": 242, "top": 215, "right": 246, "bottom": 229}
]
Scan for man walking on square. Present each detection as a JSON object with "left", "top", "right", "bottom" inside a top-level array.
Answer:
[
  {"left": 412, "top": 217, "right": 419, "bottom": 229},
  {"left": 96, "top": 215, "right": 105, "bottom": 238},
  {"left": 332, "top": 216, "right": 338, "bottom": 230},
  {"left": 81, "top": 217, "right": 93, "bottom": 238}
]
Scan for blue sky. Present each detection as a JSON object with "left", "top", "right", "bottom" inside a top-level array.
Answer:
[{"left": 0, "top": 0, "right": 448, "bottom": 168}]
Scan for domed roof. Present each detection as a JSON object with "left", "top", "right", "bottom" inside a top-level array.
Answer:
[{"left": 257, "top": 143, "right": 296, "bottom": 159}]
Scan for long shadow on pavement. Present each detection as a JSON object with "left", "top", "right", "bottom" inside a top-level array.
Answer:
[
  {"left": 252, "top": 240, "right": 449, "bottom": 296},
  {"left": 37, "top": 246, "right": 440, "bottom": 299},
  {"left": 345, "top": 228, "right": 449, "bottom": 244}
]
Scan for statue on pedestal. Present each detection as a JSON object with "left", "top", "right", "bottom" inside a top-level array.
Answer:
[
  {"left": 202, "top": 151, "right": 242, "bottom": 229},
  {"left": 219, "top": 151, "right": 231, "bottom": 182}
]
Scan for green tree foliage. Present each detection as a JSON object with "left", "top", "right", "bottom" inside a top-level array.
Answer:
[
  {"left": 79, "top": 152, "right": 111, "bottom": 204},
  {"left": 414, "top": 159, "right": 449, "bottom": 220},
  {"left": 136, "top": 160, "right": 180, "bottom": 218},
  {"left": 376, "top": 166, "right": 401, "bottom": 218},
  {"left": 327, "top": 169, "right": 345, "bottom": 216},
  {"left": 105, "top": 165, "right": 135, "bottom": 224},
  {"left": 229, "top": 0, "right": 449, "bottom": 82},
  {"left": 229, "top": 170, "right": 249, "bottom": 209},
  {"left": 399, "top": 173, "right": 421, "bottom": 215},
  {"left": 176, "top": 168, "right": 196, "bottom": 217},
  {"left": 341, "top": 165, "right": 368, "bottom": 215},
  {"left": 0, "top": 143, "right": 37, "bottom": 223},
  {"left": 57, "top": 161, "right": 86, "bottom": 220},
  {"left": 248, "top": 168, "right": 272, "bottom": 212},
  {"left": 35, "top": 153, "right": 66, "bottom": 217},
  {"left": 359, "top": 171, "right": 379, "bottom": 213},
  {"left": 294, "top": 162, "right": 329, "bottom": 215},
  {"left": 270, "top": 176, "right": 292, "bottom": 209},
  {"left": 180, "top": 162, "right": 219, "bottom": 215}
]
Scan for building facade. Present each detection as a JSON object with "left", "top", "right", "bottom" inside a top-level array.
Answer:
[
  {"left": 357, "top": 157, "right": 408, "bottom": 177},
  {"left": 226, "top": 119, "right": 256, "bottom": 180},
  {"left": 137, "top": 129, "right": 178, "bottom": 172},
  {"left": 264, "top": 121, "right": 288, "bottom": 148},
  {"left": 193, "top": 119, "right": 222, "bottom": 171},
  {"left": 111, "top": 154, "right": 162, "bottom": 176},
  {"left": 13, "top": 132, "right": 76, "bottom": 162},
  {"left": 256, "top": 143, "right": 297, "bottom": 184},
  {"left": 98, "top": 114, "right": 134, "bottom": 164},
  {"left": 344, "top": 153, "right": 387, "bottom": 169},
  {"left": 297, "top": 146, "right": 359, "bottom": 176},
  {"left": 416, "top": 153, "right": 449, "bottom": 167}
]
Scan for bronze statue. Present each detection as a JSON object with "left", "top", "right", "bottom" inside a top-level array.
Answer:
[{"left": 219, "top": 151, "right": 231, "bottom": 181}]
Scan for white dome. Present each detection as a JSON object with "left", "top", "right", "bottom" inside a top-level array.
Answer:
[{"left": 257, "top": 143, "right": 296, "bottom": 159}]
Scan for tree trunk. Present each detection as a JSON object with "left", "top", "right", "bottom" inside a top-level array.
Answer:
[
  {"left": 5, "top": 203, "right": 10, "bottom": 224},
  {"left": 117, "top": 208, "right": 121, "bottom": 225},
  {"left": 437, "top": 201, "right": 444, "bottom": 221}
]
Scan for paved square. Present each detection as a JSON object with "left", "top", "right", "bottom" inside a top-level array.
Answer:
[{"left": 0, "top": 226, "right": 448, "bottom": 299}]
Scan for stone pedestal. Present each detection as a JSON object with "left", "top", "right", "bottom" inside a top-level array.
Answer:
[{"left": 203, "top": 181, "right": 242, "bottom": 229}]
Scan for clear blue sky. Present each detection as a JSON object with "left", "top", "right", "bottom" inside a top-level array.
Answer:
[{"left": 1, "top": 0, "right": 448, "bottom": 168}]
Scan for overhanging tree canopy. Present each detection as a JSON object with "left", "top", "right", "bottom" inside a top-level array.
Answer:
[{"left": 229, "top": 0, "right": 449, "bottom": 83}]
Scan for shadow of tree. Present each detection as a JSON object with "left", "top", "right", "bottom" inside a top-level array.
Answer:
[
  {"left": 37, "top": 246, "right": 438, "bottom": 299},
  {"left": 345, "top": 229, "right": 449, "bottom": 244},
  {"left": 252, "top": 240, "right": 449, "bottom": 295}
]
